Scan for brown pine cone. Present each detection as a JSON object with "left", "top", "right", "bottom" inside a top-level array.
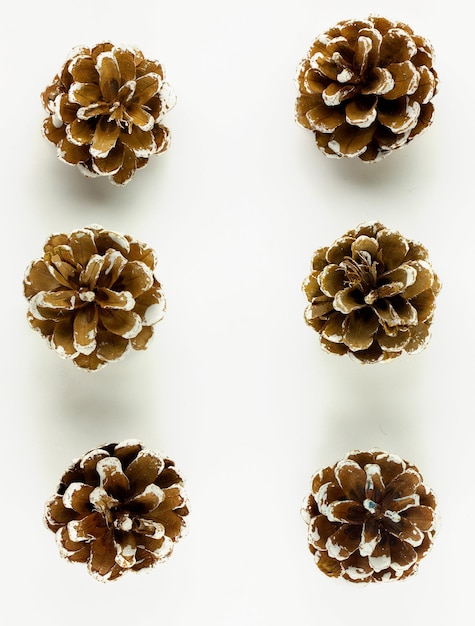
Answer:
[
  {"left": 303, "top": 221, "right": 440, "bottom": 363},
  {"left": 44, "top": 440, "right": 189, "bottom": 581},
  {"left": 302, "top": 449, "right": 438, "bottom": 583},
  {"left": 23, "top": 225, "right": 165, "bottom": 371},
  {"left": 41, "top": 42, "right": 175, "bottom": 185},
  {"left": 295, "top": 16, "right": 438, "bottom": 161}
]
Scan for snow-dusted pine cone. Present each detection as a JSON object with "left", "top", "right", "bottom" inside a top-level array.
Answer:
[
  {"left": 41, "top": 42, "right": 175, "bottom": 185},
  {"left": 302, "top": 450, "right": 438, "bottom": 583},
  {"left": 23, "top": 225, "right": 165, "bottom": 371},
  {"left": 44, "top": 440, "right": 189, "bottom": 581},
  {"left": 303, "top": 221, "right": 440, "bottom": 363},
  {"left": 295, "top": 16, "right": 438, "bottom": 161}
]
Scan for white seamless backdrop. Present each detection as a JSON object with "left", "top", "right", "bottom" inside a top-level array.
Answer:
[{"left": 1, "top": 1, "right": 472, "bottom": 624}]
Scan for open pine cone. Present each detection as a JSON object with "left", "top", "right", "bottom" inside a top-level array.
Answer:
[
  {"left": 303, "top": 221, "right": 440, "bottom": 363},
  {"left": 23, "top": 225, "right": 165, "bottom": 371},
  {"left": 41, "top": 42, "right": 175, "bottom": 185},
  {"left": 295, "top": 16, "right": 438, "bottom": 161},
  {"left": 302, "top": 449, "right": 438, "bottom": 583},
  {"left": 44, "top": 440, "right": 189, "bottom": 581}
]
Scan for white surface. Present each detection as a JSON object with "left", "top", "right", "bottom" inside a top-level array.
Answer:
[{"left": 1, "top": 0, "right": 472, "bottom": 623}]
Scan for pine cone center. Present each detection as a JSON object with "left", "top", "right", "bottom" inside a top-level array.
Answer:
[
  {"left": 113, "top": 512, "right": 134, "bottom": 532},
  {"left": 342, "top": 251, "right": 378, "bottom": 292},
  {"left": 79, "top": 287, "right": 96, "bottom": 302},
  {"left": 332, "top": 48, "right": 366, "bottom": 84},
  {"left": 362, "top": 498, "right": 400, "bottom": 524},
  {"left": 100, "top": 80, "right": 140, "bottom": 132}
]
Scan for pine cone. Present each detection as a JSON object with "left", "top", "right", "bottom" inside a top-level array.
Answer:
[
  {"left": 295, "top": 16, "right": 438, "bottom": 161},
  {"left": 302, "top": 449, "right": 438, "bottom": 583},
  {"left": 44, "top": 440, "right": 189, "bottom": 581},
  {"left": 303, "top": 221, "right": 440, "bottom": 363},
  {"left": 23, "top": 225, "right": 165, "bottom": 371},
  {"left": 41, "top": 42, "right": 175, "bottom": 185}
]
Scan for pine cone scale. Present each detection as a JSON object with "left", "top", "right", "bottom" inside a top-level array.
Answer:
[
  {"left": 345, "top": 97, "right": 377, "bottom": 127},
  {"left": 335, "top": 460, "right": 366, "bottom": 499},
  {"left": 115, "top": 534, "right": 137, "bottom": 569},
  {"left": 89, "top": 531, "right": 117, "bottom": 577},
  {"left": 96, "top": 336, "right": 122, "bottom": 363},
  {"left": 50, "top": 318, "right": 74, "bottom": 355},
  {"left": 43, "top": 117, "right": 64, "bottom": 144},
  {"left": 128, "top": 485, "right": 164, "bottom": 514},
  {"left": 96, "top": 456, "right": 129, "bottom": 497},
  {"left": 125, "top": 450, "right": 163, "bottom": 493},
  {"left": 128, "top": 103, "right": 154, "bottom": 131},
  {"left": 322, "top": 83, "right": 356, "bottom": 106},
  {"left": 97, "top": 52, "right": 121, "bottom": 99},
  {"left": 69, "top": 229, "right": 96, "bottom": 263},
  {"left": 405, "top": 506, "right": 434, "bottom": 530},
  {"left": 155, "top": 486, "right": 186, "bottom": 513},
  {"left": 58, "top": 138, "right": 88, "bottom": 165},
  {"left": 402, "top": 261, "right": 432, "bottom": 298},
  {"left": 346, "top": 310, "right": 379, "bottom": 349},
  {"left": 72, "top": 306, "right": 97, "bottom": 354},
  {"left": 46, "top": 495, "right": 78, "bottom": 528},
  {"left": 78, "top": 102, "right": 111, "bottom": 120},
  {"left": 379, "top": 29, "right": 415, "bottom": 65},
  {"left": 326, "top": 524, "right": 360, "bottom": 560},
  {"left": 327, "top": 501, "right": 366, "bottom": 524},
  {"left": 93, "top": 145, "right": 123, "bottom": 174},
  {"left": 69, "top": 56, "right": 97, "bottom": 83},
  {"left": 121, "top": 126, "right": 156, "bottom": 157},
  {"left": 385, "top": 61, "right": 419, "bottom": 99},
  {"left": 360, "top": 517, "right": 380, "bottom": 552},
  {"left": 148, "top": 510, "right": 185, "bottom": 539},
  {"left": 333, "top": 287, "right": 363, "bottom": 313},
  {"left": 70, "top": 82, "right": 100, "bottom": 106},
  {"left": 90, "top": 119, "right": 120, "bottom": 158},
  {"left": 361, "top": 67, "right": 394, "bottom": 95},
  {"left": 63, "top": 482, "right": 95, "bottom": 514},
  {"left": 332, "top": 123, "right": 375, "bottom": 157},
  {"left": 134, "top": 74, "right": 160, "bottom": 103},
  {"left": 114, "top": 49, "right": 135, "bottom": 82},
  {"left": 66, "top": 118, "right": 92, "bottom": 145},
  {"left": 415, "top": 66, "right": 435, "bottom": 103},
  {"left": 68, "top": 513, "right": 107, "bottom": 542},
  {"left": 390, "top": 538, "right": 418, "bottom": 572}
]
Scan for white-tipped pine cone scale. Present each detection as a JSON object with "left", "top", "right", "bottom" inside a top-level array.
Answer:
[
  {"left": 302, "top": 450, "right": 438, "bottom": 583},
  {"left": 23, "top": 225, "right": 166, "bottom": 371},
  {"left": 41, "top": 42, "right": 175, "bottom": 185},
  {"left": 44, "top": 440, "right": 189, "bottom": 581},
  {"left": 295, "top": 16, "right": 438, "bottom": 161},
  {"left": 303, "top": 221, "right": 440, "bottom": 363}
]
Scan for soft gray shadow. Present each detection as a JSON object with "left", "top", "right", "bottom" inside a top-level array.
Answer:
[
  {"left": 314, "top": 142, "right": 427, "bottom": 192},
  {"left": 33, "top": 138, "right": 173, "bottom": 217},
  {"left": 27, "top": 339, "right": 165, "bottom": 475},
  {"left": 294, "top": 125, "right": 438, "bottom": 209},
  {"left": 306, "top": 348, "right": 432, "bottom": 466}
]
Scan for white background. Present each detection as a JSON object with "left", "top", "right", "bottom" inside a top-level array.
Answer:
[{"left": 1, "top": 0, "right": 472, "bottom": 623}]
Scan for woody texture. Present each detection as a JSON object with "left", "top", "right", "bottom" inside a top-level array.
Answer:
[
  {"left": 302, "top": 450, "right": 438, "bottom": 583},
  {"left": 303, "top": 221, "right": 440, "bottom": 363},
  {"left": 44, "top": 440, "right": 189, "bottom": 581},
  {"left": 23, "top": 225, "right": 165, "bottom": 371},
  {"left": 41, "top": 42, "right": 175, "bottom": 185},
  {"left": 295, "top": 16, "right": 438, "bottom": 161}
]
